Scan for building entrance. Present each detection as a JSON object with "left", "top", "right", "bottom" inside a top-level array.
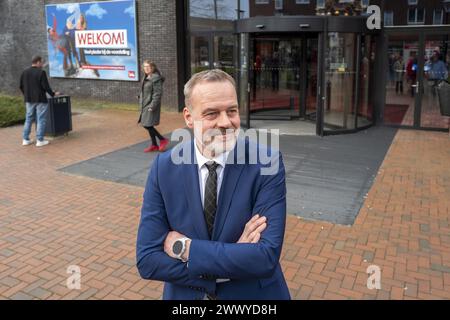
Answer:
[
  {"left": 249, "top": 34, "right": 319, "bottom": 123},
  {"left": 384, "top": 30, "right": 450, "bottom": 131}
]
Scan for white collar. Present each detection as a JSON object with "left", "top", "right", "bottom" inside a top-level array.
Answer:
[{"left": 194, "top": 140, "right": 230, "bottom": 170}]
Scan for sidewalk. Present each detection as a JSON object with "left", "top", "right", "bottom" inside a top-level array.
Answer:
[
  {"left": 1, "top": 108, "right": 449, "bottom": 299},
  {"left": 284, "top": 129, "right": 450, "bottom": 299},
  {"left": 0, "top": 108, "right": 183, "bottom": 299}
]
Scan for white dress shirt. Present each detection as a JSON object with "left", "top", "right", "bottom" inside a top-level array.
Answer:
[{"left": 194, "top": 142, "right": 230, "bottom": 208}]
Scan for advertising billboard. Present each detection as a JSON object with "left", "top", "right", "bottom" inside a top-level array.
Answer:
[{"left": 45, "top": 0, "right": 138, "bottom": 81}]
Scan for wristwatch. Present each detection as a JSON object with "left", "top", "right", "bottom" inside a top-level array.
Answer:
[{"left": 172, "top": 237, "right": 190, "bottom": 262}]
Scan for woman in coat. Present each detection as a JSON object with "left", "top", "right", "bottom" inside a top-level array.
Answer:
[{"left": 138, "top": 60, "right": 168, "bottom": 152}]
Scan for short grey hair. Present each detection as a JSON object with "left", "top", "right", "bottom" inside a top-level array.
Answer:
[{"left": 184, "top": 69, "right": 236, "bottom": 109}]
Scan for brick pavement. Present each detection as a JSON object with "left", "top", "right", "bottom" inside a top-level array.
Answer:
[{"left": 1, "top": 108, "right": 450, "bottom": 300}]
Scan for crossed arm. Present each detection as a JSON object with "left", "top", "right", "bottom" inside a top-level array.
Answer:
[{"left": 164, "top": 213, "right": 267, "bottom": 262}]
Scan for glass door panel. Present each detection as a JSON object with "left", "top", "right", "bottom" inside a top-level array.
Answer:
[
  {"left": 250, "top": 37, "right": 302, "bottom": 119},
  {"left": 239, "top": 33, "right": 249, "bottom": 128},
  {"left": 324, "top": 32, "right": 357, "bottom": 130},
  {"left": 421, "top": 35, "right": 450, "bottom": 129},
  {"left": 213, "top": 34, "right": 236, "bottom": 78},
  {"left": 384, "top": 34, "right": 419, "bottom": 126},
  {"left": 358, "top": 35, "right": 376, "bottom": 128},
  {"left": 190, "top": 35, "right": 210, "bottom": 75},
  {"left": 305, "top": 37, "right": 318, "bottom": 120}
]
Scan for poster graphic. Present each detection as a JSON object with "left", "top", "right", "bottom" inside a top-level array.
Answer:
[{"left": 45, "top": 0, "right": 138, "bottom": 81}]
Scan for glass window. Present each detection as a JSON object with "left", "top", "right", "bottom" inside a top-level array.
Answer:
[
  {"left": 408, "top": 8, "right": 425, "bottom": 24},
  {"left": 190, "top": 0, "right": 216, "bottom": 19},
  {"left": 384, "top": 11, "right": 393, "bottom": 26},
  {"left": 433, "top": 9, "right": 443, "bottom": 25},
  {"left": 296, "top": 0, "right": 310, "bottom": 4},
  {"left": 408, "top": 9, "right": 416, "bottom": 23},
  {"left": 361, "top": 0, "right": 369, "bottom": 7},
  {"left": 275, "top": 0, "right": 283, "bottom": 10},
  {"left": 188, "top": 0, "right": 238, "bottom": 32},
  {"left": 255, "top": 0, "right": 269, "bottom": 4},
  {"left": 213, "top": 35, "right": 236, "bottom": 77},
  {"left": 408, "top": 0, "right": 418, "bottom": 5},
  {"left": 189, "top": 0, "right": 238, "bottom": 20},
  {"left": 422, "top": 36, "right": 450, "bottom": 129},
  {"left": 190, "top": 35, "right": 210, "bottom": 75},
  {"left": 317, "top": 0, "right": 325, "bottom": 9},
  {"left": 249, "top": 37, "right": 304, "bottom": 118},
  {"left": 187, "top": 1, "right": 240, "bottom": 86},
  {"left": 358, "top": 35, "right": 375, "bottom": 127},
  {"left": 239, "top": 0, "right": 250, "bottom": 18},
  {"left": 384, "top": 34, "right": 418, "bottom": 127},
  {"left": 239, "top": 33, "right": 249, "bottom": 128},
  {"left": 417, "top": 8, "right": 425, "bottom": 22}
]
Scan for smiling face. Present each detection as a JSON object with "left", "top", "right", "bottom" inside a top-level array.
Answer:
[{"left": 183, "top": 80, "right": 240, "bottom": 158}]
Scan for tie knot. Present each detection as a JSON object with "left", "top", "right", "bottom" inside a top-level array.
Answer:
[{"left": 205, "top": 161, "right": 219, "bottom": 173}]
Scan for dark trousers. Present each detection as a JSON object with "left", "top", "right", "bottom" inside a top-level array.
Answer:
[
  {"left": 395, "top": 81, "right": 403, "bottom": 94},
  {"left": 271, "top": 70, "right": 279, "bottom": 91},
  {"left": 145, "top": 126, "right": 164, "bottom": 146}
]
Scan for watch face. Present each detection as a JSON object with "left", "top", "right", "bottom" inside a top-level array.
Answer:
[{"left": 173, "top": 240, "right": 183, "bottom": 255}]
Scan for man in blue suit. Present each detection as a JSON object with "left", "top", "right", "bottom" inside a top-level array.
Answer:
[{"left": 136, "top": 69, "right": 290, "bottom": 300}]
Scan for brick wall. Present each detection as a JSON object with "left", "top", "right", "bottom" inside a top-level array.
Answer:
[{"left": 0, "top": 0, "right": 179, "bottom": 110}]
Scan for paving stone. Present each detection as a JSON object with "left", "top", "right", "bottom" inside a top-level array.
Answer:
[{"left": 10, "top": 292, "right": 34, "bottom": 300}]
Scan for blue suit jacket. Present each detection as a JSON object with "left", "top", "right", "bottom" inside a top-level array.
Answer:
[{"left": 136, "top": 138, "right": 291, "bottom": 300}]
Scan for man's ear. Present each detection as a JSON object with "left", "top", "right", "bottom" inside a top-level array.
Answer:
[{"left": 183, "top": 107, "right": 193, "bottom": 129}]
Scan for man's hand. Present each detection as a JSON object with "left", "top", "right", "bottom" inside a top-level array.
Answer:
[
  {"left": 54, "top": 91, "right": 61, "bottom": 96},
  {"left": 164, "top": 231, "right": 190, "bottom": 260},
  {"left": 237, "top": 214, "right": 267, "bottom": 243}
]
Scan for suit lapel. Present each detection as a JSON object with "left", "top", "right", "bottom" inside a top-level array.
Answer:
[
  {"left": 212, "top": 146, "right": 245, "bottom": 240},
  {"left": 183, "top": 141, "right": 209, "bottom": 239}
]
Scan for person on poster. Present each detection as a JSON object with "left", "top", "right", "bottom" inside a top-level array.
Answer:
[
  {"left": 71, "top": 13, "right": 99, "bottom": 77},
  {"left": 76, "top": 13, "right": 87, "bottom": 67},
  {"left": 47, "top": 14, "right": 75, "bottom": 76},
  {"left": 136, "top": 69, "right": 290, "bottom": 300},
  {"left": 63, "top": 12, "right": 81, "bottom": 72}
]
